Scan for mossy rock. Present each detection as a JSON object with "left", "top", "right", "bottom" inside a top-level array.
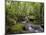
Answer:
[{"left": 10, "top": 23, "right": 24, "bottom": 32}]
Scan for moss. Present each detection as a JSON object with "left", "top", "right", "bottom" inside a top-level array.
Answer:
[{"left": 10, "top": 23, "right": 24, "bottom": 32}]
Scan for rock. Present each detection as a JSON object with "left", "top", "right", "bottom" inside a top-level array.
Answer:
[{"left": 25, "top": 23, "right": 44, "bottom": 33}]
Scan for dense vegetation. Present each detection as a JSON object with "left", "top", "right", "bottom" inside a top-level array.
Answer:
[{"left": 6, "top": 0, "right": 44, "bottom": 33}]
